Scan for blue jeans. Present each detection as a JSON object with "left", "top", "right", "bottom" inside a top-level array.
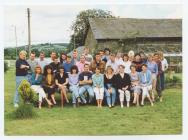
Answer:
[
  {"left": 79, "top": 85, "right": 94, "bottom": 103},
  {"left": 27, "top": 73, "right": 32, "bottom": 85},
  {"left": 14, "top": 76, "right": 28, "bottom": 104},
  {"left": 69, "top": 85, "right": 79, "bottom": 104},
  {"left": 105, "top": 87, "right": 116, "bottom": 106}
]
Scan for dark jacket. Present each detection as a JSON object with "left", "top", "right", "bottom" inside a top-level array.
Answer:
[{"left": 116, "top": 73, "right": 131, "bottom": 90}]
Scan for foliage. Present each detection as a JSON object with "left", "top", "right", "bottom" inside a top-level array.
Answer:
[
  {"left": 14, "top": 104, "right": 37, "bottom": 119},
  {"left": 4, "top": 61, "right": 9, "bottom": 73},
  {"left": 70, "top": 9, "right": 115, "bottom": 50},
  {"left": 18, "top": 80, "right": 36, "bottom": 104}
]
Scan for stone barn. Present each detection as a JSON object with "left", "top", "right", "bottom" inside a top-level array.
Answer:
[{"left": 84, "top": 18, "right": 182, "bottom": 54}]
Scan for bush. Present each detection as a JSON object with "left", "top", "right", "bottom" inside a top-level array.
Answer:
[
  {"left": 18, "top": 80, "right": 36, "bottom": 104},
  {"left": 4, "top": 61, "right": 9, "bottom": 73},
  {"left": 14, "top": 104, "right": 37, "bottom": 119}
]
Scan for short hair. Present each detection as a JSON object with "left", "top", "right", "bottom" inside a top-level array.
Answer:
[
  {"left": 105, "top": 65, "right": 114, "bottom": 73},
  {"left": 110, "top": 53, "right": 115, "bottom": 57},
  {"left": 30, "top": 51, "right": 35, "bottom": 55},
  {"left": 73, "top": 49, "right": 78, "bottom": 53},
  {"left": 130, "top": 64, "right": 136, "bottom": 69},
  {"left": 119, "top": 64, "right": 125, "bottom": 69},
  {"left": 40, "top": 51, "right": 45, "bottom": 55},
  {"left": 104, "top": 48, "right": 110, "bottom": 52},
  {"left": 135, "top": 53, "right": 141, "bottom": 57},
  {"left": 154, "top": 52, "right": 159, "bottom": 56},
  {"left": 142, "top": 64, "right": 147, "bottom": 68},
  {"left": 58, "top": 65, "right": 64, "bottom": 70},
  {"left": 19, "top": 50, "right": 27, "bottom": 56},
  {"left": 67, "top": 55, "right": 72, "bottom": 59},
  {"left": 95, "top": 52, "right": 100, "bottom": 56},
  {"left": 123, "top": 53, "right": 129, "bottom": 58},
  {"left": 70, "top": 65, "right": 79, "bottom": 74},
  {"left": 84, "top": 63, "right": 89, "bottom": 67}
]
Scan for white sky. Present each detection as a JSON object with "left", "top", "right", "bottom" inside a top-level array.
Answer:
[{"left": 4, "top": 4, "right": 182, "bottom": 47}]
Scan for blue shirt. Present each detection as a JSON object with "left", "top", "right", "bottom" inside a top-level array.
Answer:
[
  {"left": 139, "top": 70, "right": 152, "bottom": 86},
  {"left": 63, "top": 62, "right": 73, "bottom": 73},
  {"left": 31, "top": 73, "right": 43, "bottom": 85},
  {"left": 146, "top": 61, "right": 158, "bottom": 75},
  {"left": 92, "top": 73, "right": 104, "bottom": 88}
]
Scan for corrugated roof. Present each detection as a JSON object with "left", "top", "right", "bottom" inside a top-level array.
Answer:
[{"left": 88, "top": 18, "right": 182, "bottom": 39}]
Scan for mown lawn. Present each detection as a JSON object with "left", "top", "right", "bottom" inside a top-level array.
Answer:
[{"left": 4, "top": 67, "right": 182, "bottom": 135}]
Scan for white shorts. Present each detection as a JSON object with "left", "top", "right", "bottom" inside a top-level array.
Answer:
[
  {"left": 94, "top": 87, "right": 104, "bottom": 100},
  {"left": 141, "top": 85, "right": 152, "bottom": 97},
  {"left": 151, "top": 73, "right": 157, "bottom": 81}
]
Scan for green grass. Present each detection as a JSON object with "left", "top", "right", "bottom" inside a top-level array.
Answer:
[{"left": 4, "top": 68, "right": 182, "bottom": 135}]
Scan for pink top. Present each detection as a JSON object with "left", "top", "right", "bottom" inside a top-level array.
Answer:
[{"left": 76, "top": 61, "right": 90, "bottom": 72}]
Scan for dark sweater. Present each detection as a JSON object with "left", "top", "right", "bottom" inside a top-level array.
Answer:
[
  {"left": 16, "top": 58, "right": 30, "bottom": 76},
  {"left": 116, "top": 73, "right": 131, "bottom": 90},
  {"left": 104, "top": 74, "right": 116, "bottom": 89}
]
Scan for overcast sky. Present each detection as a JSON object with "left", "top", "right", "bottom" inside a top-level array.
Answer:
[{"left": 4, "top": 4, "right": 182, "bottom": 48}]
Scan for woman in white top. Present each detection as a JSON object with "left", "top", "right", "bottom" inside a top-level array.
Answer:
[{"left": 123, "top": 54, "right": 132, "bottom": 74}]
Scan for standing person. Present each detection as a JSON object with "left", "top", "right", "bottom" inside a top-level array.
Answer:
[
  {"left": 42, "top": 65, "right": 57, "bottom": 106},
  {"left": 104, "top": 66, "right": 117, "bottom": 108},
  {"left": 60, "top": 52, "right": 67, "bottom": 64},
  {"left": 128, "top": 50, "right": 135, "bottom": 62},
  {"left": 146, "top": 54, "right": 158, "bottom": 102},
  {"left": 37, "top": 51, "right": 48, "bottom": 73},
  {"left": 78, "top": 64, "right": 94, "bottom": 104},
  {"left": 116, "top": 65, "right": 131, "bottom": 108},
  {"left": 27, "top": 51, "right": 38, "bottom": 83},
  {"left": 158, "top": 51, "right": 168, "bottom": 91},
  {"left": 14, "top": 50, "right": 30, "bottom": 107},
  {"left": 132, "top": 53, "right": 143, "bottom": 72},
  {"left": 106, "top": 54, "right": 119, "bottom": 74},
  {"left": 115, "top": 52, "right": 124, "bottom": 66},
  {"left": 76, "top": 54, "right": 89, "bottom": 72},
  {"left": 71, "top": 49, "right": 79, "bottom": 65},
  {"left": 153, "top": 53, "right": 163, "bottom": 102},
  {"left": 82, "top": 47, "right": 93, "bottom": 63},
  {"left": 55, "top": 66, "right": 69, "bottom": 108},
  {"left": 102, "top": 48, "right": 111, "bottom": 63},
  {"left": 123, "top": 54, "right": 132, "bottom": 74},
  {"left": 129, "top": 65, "right": 141, "bottom": 106},
  {"left": 31, "top": 66, "right": 52, "bottom": 109},
  {"left": 49, "top": 51, "right": 57, "bottom": 63},
  {"left": 90, "top": 53, "right": 106, "bottom": 74},
  {"left": 99, "top": 50, "right": 105, "bottom": 61},
  {"left": 68, "top": 65, "right": 81, "bottom": 108},
  {"left": 139, "top": 64, "right": 153, "bottom": 106},
  {"left": 92, "top": 67, "right": 104, "bottom": 108},
  {"left": 50, "top": 56, "right": 61, "bottom": 75},
  {"left": 140, "top": 51, "right": 147, "bottom": 64},
  {"left": 63, "top": 55, "right": 74, "bottom": 74}
]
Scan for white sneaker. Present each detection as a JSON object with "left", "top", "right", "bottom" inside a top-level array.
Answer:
[
  {"left": 14, "top": 103, "right": 19, "bottom": 108},
  {"left": 121, "top": 104, "right": 124, "bottom": 108}
]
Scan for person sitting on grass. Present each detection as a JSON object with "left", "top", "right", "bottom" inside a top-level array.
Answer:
[
  {"left": 78, "top": 64, "right": 94, "bottom": 104},
  {"left": 31, "top": 65, "right": 52, "bottom": 109},
  {"left": 55, "top": 66, "right": 69, "bottom": 108},
  {"left": 116, "top": 65, "right": 131, "bottom": 108},
  {"left": 42, "top": 65, "right": 57, "bottom": 107},
  {"left": 129, "top": 64, "right": 141, "bottom": 107},
  {"left": 139, "top": 64, "right": 154, "bottom": 106},
  {"left": 104, "top": 66, "right": 117, "bottom": 108},
  {"left": 92, "top": 67, "right": 104, "bottom": 108},
  {"left": 68, "top": 65, "right": 81, "bottom": 108}
]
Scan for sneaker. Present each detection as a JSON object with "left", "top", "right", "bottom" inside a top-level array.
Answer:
[
  {"left": 14, "top": 103, "right": 19, "bottom": 108},
  {"left": 77, "top": 97, "right": 81, "bottom": 103},
  {"left": 121, "top": 104, "right": 124, "bottom": 108}
]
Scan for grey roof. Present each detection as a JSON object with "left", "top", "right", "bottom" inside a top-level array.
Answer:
[{"left": 88, "top": 18, "right": 182, "bottom": 39}]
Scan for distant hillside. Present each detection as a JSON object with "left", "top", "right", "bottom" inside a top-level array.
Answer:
[{"left": 4, "top": 43, "right": 70, "bottom": 59}]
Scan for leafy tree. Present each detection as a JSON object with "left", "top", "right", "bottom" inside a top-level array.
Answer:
[{"left": 70, "top": 9, "right": 115, "bottom": 50}]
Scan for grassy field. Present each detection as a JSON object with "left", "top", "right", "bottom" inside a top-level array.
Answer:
[{"left": 4, "top": 67, "right": 182, "bottom": 135}]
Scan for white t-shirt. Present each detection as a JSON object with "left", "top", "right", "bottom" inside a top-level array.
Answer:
[
  {"left": 161, "top": 58, "right": 168, "bottom": 72},
  {"left": 123, "top": 61, "right": 132, "bottom": 74},
  {"left": 106, "top": 60, "right": 119, "bottom": 74}
]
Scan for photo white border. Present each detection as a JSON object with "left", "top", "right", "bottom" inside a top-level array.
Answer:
[{"left": 0, "top": 0, "right": 186, "bottom": 140}]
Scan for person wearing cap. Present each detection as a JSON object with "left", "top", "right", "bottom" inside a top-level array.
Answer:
[
  {"left": 106, "top": 54, "right": 119, "bottom": 74},
  {"left": 63, "top": 55, "right": 74, "bottom": 74},
  {"left": 116, "top": 65, "right": 131, "bottom": 108},
  {"left": 14, "top": 50, "right": 30, "bottom": 107},
  {"left": 55, "top": 65, "right": 69, "bottom": 107},
  {"left": 90, "top": 53, "right": 106, "bottom": 74}
]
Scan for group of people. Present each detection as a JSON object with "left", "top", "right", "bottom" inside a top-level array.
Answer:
[{"left": 14, "top": 47, "right": 168, "bottom": 109}]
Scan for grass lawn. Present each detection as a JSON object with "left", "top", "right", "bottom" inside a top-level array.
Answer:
[{"left": 4, "top": 67, "right": 182, "bottom": 135}]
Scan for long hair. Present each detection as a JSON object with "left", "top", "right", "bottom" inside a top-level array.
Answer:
[
  {"left": 43, "top": 65, "right": 53, "bottom": 76},
  {"left": 34, "top": 65, "right": 42, "bottom": 74}
]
